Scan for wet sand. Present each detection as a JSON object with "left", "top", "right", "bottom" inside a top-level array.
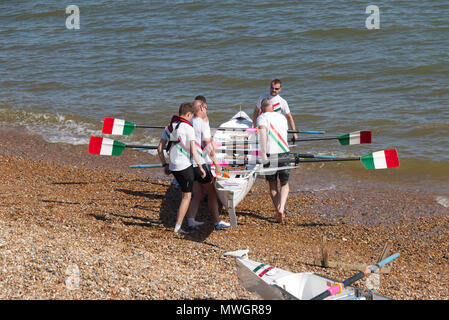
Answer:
[{"left": 0, "top": 126, "right": 448, "bottom": 300}]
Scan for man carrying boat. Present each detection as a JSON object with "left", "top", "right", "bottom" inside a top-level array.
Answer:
[
  {"left": 186, "top": 98, "right": 231, "bottom": 230},
  {"left": 257, "top": 98, "right": 291, "bottom": 223},
  {"left": 157, "top": 102, "right": 206, "bottom": 234},
  {"left": 252, "top": 79, "right": 298, "bottom": 141}
]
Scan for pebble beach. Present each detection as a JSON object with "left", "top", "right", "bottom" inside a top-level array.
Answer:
[{"left": 0, "top": 126, "right": 448, "bottom": 300}]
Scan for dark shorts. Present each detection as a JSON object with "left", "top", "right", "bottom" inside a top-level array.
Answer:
[
  {"left": 264, "top": 169, "right": 290, "bottom": 184},
  {"left": 264, "top": 152, "right": 291, "bottom": 184},
  {"left": 194, "top": 164, "right": 214, "bottom": 184},
  {"left": 172, "top": 165, "right": 194, "bottom": 193}
]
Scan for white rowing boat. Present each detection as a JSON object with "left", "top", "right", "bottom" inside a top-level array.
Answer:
[
  {"left": 212, "top": 111, "right": 261, "bottom": 227},
  {"left": 224, "top": 249, "right": 392, "bottom": 300}
]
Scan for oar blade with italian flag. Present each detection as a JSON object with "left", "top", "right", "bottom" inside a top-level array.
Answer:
[
  {"left": 88, "top": 136, "right": 126, "bottom": 156},
  {"left": 337, "top": 131, "right": 371, "bottom": 146},
  {"left": 102, "top": 118, "right": 136, "bottom": 136},
  {"left": 361, "top": 149, "right": 400, "bottom": 169}
]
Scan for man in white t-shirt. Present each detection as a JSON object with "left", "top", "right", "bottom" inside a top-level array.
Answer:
[
  {"left": 157, "top": 102, "right": 205, "bottom": 234},
  {"left": 186, "top": 98, "right": 231, "bottom": 230},
  {"left": 256, "top": 98, "right": 291, "bottom": 223},
  {"left": 252, "top": 79, "right": 298, "bottom": 141}
]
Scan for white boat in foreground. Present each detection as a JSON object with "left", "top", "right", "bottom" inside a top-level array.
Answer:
[
  {"left": 224, "top": 249, "right": 392, "bottom": 300},
  {"left": 213, "top": 112, "right": 261, "bottom": 227}
]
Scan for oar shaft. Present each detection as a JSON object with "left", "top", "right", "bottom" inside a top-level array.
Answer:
[
  {"left": 311, "top": 253, "right": 400, "bottom": 300},
  {"left": 297, "top": 153, "right": 348, "bottom": 160},
  {"left": 289, "top": 130, "right": 325, "bottom": 134},
  {"left": 220, "top": 155, "right": 295, "bottom": 166},
  {"left": 128, "top": 122, "right": 323, "bottom": 135},
  {"left": 130, "top": 164, "right": 163, "bottom": 168},
  {"left": 135, "top": 125, "right": 165, "bottom": 129},
  {"left": 126, "top": 144, "right": 158, "bottom": 149},
  {"left": 295, "top": 136, "right": 341, "bottom": 142},
  {"left": 297, "top": 157, "right": 360, "bottom": 163},
  {"left": 214, "top": 141, "right": 258, "bottom": 147},
  {"left": 133, "top": 124, "right": 322, "bottom": 135},
  {"left": 373, "top": 252, "right": 400, "bottom": 270}
]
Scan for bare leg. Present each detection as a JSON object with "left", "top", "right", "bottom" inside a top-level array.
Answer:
[
  {"left": 268, "top": 180, "right": 280, "bottom": 213},
  {"left": 203, "top": 182, "right": 220, "bottom": 223},
  {"left": 278, "top": 182, "right": 289, "bottom": 215},
  {"left": 186, "top": 182, "right": 202, "bottom": 219},
  {"left": 176, "top": 192, "right": 192, "bottom": 226}
]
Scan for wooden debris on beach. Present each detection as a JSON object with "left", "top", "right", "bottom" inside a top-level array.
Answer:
[{"left": 314, "top": 235, "right": 392, "bottom": 274}]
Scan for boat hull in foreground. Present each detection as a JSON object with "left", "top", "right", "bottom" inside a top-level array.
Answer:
[{"left": 225, "top": 250, "right": 391, "bottom": 300}]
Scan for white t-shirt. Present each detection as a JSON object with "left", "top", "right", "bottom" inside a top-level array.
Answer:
[
  {"left": 257, "top": 93, "right": 291, "bottom": 115},
  {"left": 191, "top": 117, "right": 212, "bottom": 166},
  {"left": 256, "top": 112, "right": 290, "bottom": 154},
  {"left": 162, "top": 121, "right": 195, "bottom": 171}
]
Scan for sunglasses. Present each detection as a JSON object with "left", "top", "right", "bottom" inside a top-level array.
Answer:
[{"left": 270, "top": 86, "right": 281, "bottom": 91}]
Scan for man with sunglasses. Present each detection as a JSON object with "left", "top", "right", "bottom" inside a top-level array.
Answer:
[
  {"left": 252, "top": 79, "right": 298, "bottom": 141},
  {"left": 185, "top": 98, "right": 231, "bottom": 231}
]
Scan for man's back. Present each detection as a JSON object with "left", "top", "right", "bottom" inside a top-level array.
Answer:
[{"left": 256, "top": 111, "right": 290, "bottom": 154}]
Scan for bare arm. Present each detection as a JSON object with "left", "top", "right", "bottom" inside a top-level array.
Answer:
[
  {"left": 190, "top": 141, "right": 206, "bottom": 178},
  {"left": 285, "top": 112, "right": 298, "bottom": 140},
  {"left": 251, "top": 106, "right": 260, "bottom": 128},
  {"left": 259, "top": 125, "right": 268, "bottom": 162},
  {"left": 203, "top": 138, "right": 221, "bottom": 176},
  {"left": 157, "top": 138, "right": 170, "bottom": 175}
]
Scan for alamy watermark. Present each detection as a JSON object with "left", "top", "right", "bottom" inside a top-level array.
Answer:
[
  {"left": 64, "top": 5, "right": 379, "bottom": 31},
  {"left": 65, "top": 264, "right": 80, "bottom": 290},
  {"left": 365, "top": 5, "right": 380, "bottom": 29},
  {"left": 66, "top": 5, "right": 80, "bottom": 30}
]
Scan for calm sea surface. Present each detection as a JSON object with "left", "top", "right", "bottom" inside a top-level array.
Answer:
[{"left": 0, "top": 1, "right": 448, "bottom": 198}]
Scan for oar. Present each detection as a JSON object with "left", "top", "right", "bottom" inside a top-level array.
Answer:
[
  {"left": 88, "top": 136, "right": 157, "bottom": 156},
  {"left": 292, "top": 131, "right": 372, "bottom": 145},
  {"left": 296, "top": 149, "right": 400, "bottom": 169},
  {"left": 102, "top": 117, "right": 325, "bottom": 136},
  {"left": 218, "top": 130, "right": 371, "bottom": 146},
  {"left": 310, "top": 253, "right": 400, "bottom": 300},
  {"left": 209, "top": 149, "right": 400, "bottom": 170},
  {"left": 216, "top": 127, "right": 324, "bottom": 134},
  {"left": 102, "top": 118, "right": 260, "bottom": 136},
  {"left": 129, "top": 149, "right": 399, "bottom": 171}
]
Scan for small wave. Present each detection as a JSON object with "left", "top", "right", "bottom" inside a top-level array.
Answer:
[
  {"left": 436, "top": 196, "right": 449, "bottom": 208},
  {"left": 12, "top": 9, "right": 62, "bottom": 21},
  {"left": 382, "top": 64, "right": 449, "bottom": 77},
  {"left": 0, "top": 106, "right": 162, "bottom": 154},
  {"left": 114, "top": 26, "right": 147, "bottom": 34},
  {"left": 303, "top": 28, "right": 368, "bottom": 38},
  {"left": 0, "top": 108, "right": 100, "bottom": 146}
]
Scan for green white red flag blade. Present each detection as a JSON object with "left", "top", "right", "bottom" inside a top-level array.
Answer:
[
  {"left": 88, "top": 136, "right": 126, "bottom": 156},
  {"left": 338, "top": 131, "right": 371, "bottom": 145},
  {"left": 360, "top": 149, "right": 399, "bottom": 169},
  {"left": 102, "top": 118, "right": 136, "bottom": 135}
]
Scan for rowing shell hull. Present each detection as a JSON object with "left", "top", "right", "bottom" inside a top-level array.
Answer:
[
  {"left": 213, "top": 111, "right": 261, "bottom": 227},
  {"left": 228, "top": 251, "right": 391, "bottom": 300}
]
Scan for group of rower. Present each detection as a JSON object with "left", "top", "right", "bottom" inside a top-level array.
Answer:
[{"left": 157, "top": 79, "right": 297, "bottom": 234}]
